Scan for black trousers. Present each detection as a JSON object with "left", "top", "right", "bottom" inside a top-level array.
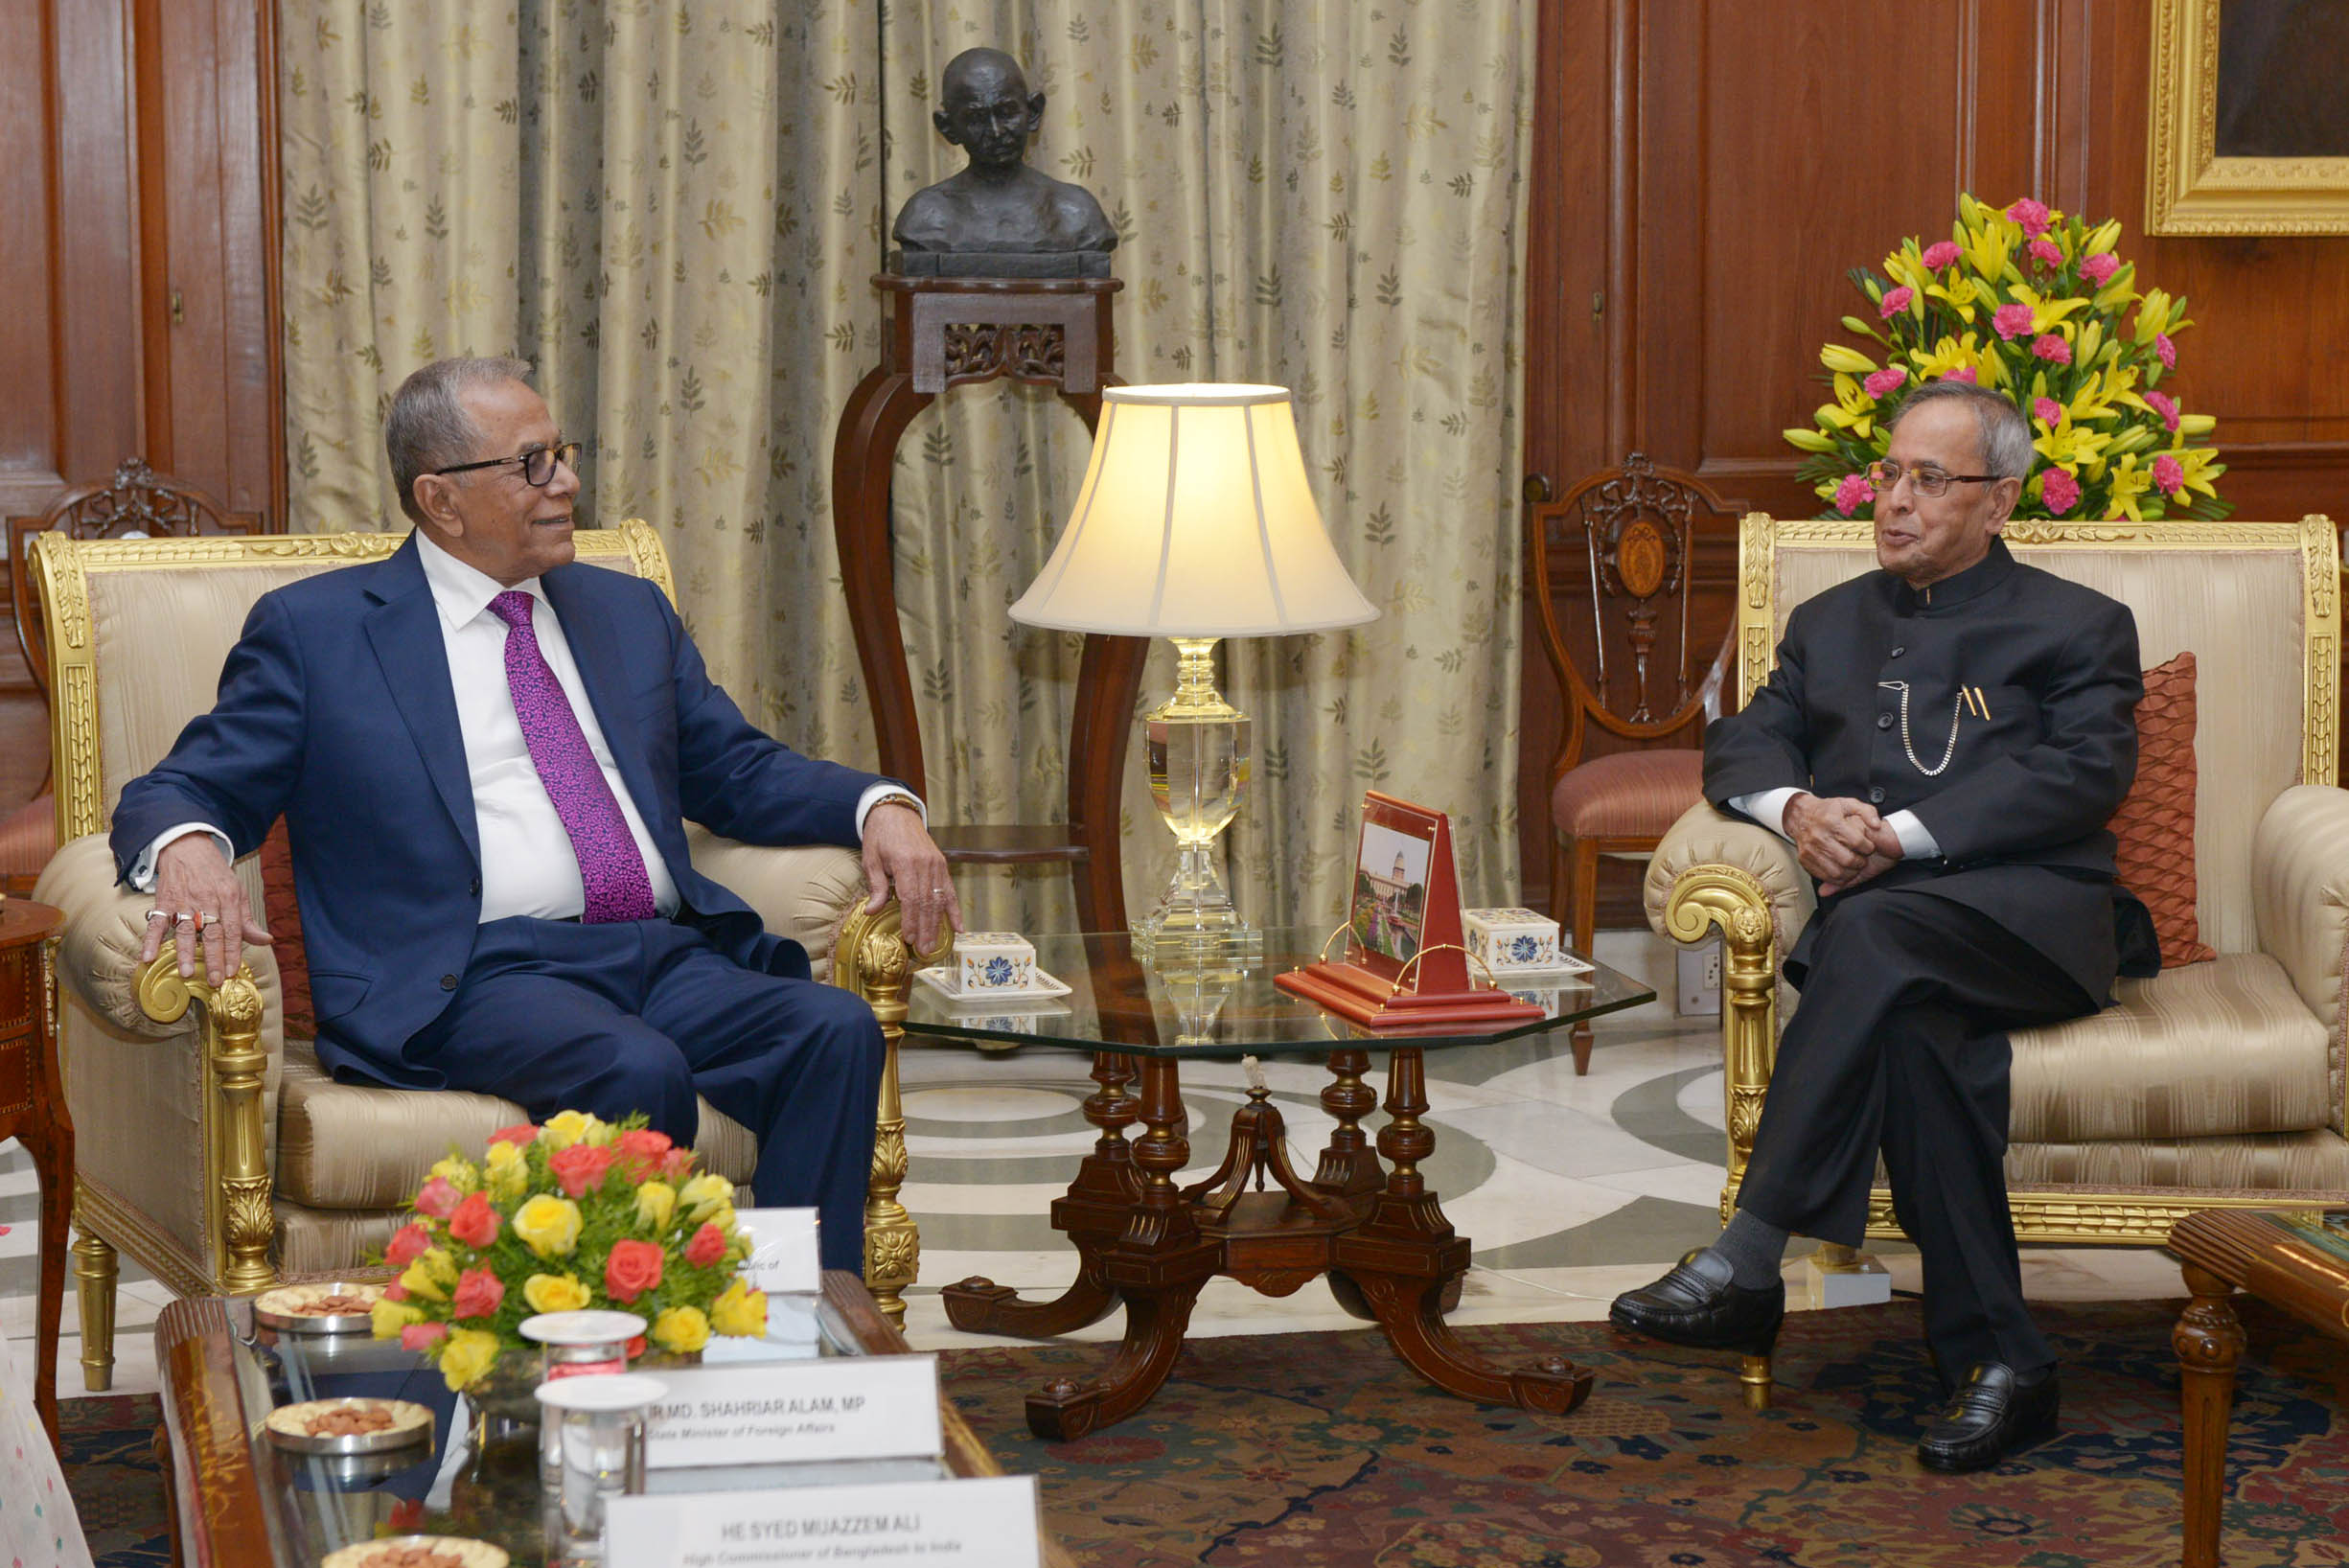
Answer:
[{"left": 1734, "top": 884, "right": 2098, "bottom": 1377}]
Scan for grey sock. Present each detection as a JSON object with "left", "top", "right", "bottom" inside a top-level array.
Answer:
[{"left": 1710, "top": 1209, "right": 1790, "bottom": 1288}]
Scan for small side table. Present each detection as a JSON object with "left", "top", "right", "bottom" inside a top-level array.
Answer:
[
  {"left": 0, "top": 897, "right": 69, "bottom": 1446},
  {"left": 2168, "top": 1208, "right": 2349, "bottom": 1568}
]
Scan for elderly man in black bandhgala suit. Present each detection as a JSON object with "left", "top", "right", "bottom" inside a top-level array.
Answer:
[{"left": 1610, "top": 380, "right": 2159, "bottom": 1472}]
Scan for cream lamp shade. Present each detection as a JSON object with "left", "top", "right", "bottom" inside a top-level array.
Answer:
[{"left": 1007, "top": 384, "right": 1379, "bottom": 636}]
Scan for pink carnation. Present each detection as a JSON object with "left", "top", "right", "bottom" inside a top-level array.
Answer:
[
  {"left": 2005, "top": 196, "right": 2053, "bottom": 234},
  {"left": 1863, "top": 365, "right": 1907, "bottom": 399},
  {"left": 1831, "top": 473, "right": 1876, "bottom": 517},
  {"left": 2144, "top": 390, "right": 2179, "bottom": 431},
  {"left": 2156, "top": 332, "right": 2177, "bottom": 369},
  {"left": 549, "top": 1142, "right": 615, "bottom": 1200},
  {"left": 2031, "top": 333, "right": 2072, "bottom": 364},
  {"left": 385, "top": 1223, "right": 433, "bottom": 1269},
  {"left": 399, "top": 1323, "right": 449, "bottom": 1351},
  {"left": 1878, "top": 286, "right": 1914, "bottom": 319},
  {"left": 414, "top": 1178, "right": 461, "bottom": 1218},
  {"left": 2033, "top": 396, "right": 2062, "bottom": 427},
  {"left": 2080, "top": 252, "right": 2119, "bottom": 286},
  {"left": 2153, "top": 453, "right": 2186, "bottom": 496},
  {"left": 2039, "top": 468, "right": 2081, "bottom": 516},
  {"left": 1992, "top": 302, "right": 2036, "bottom": 340},
  {"left": 1921, "top": 240, "right": 1961, "bottom": 270},
  {"left": 2028, "top": 237, "right": 2064, "bottom": 269},
  {"left": 451, "top": 1266, "right": 505, "bottom": 1321},
  {"left": 1942, "top": 365, "right": 1978, "bottom": 384}
]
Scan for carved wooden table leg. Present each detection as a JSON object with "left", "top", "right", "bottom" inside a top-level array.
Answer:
[
  {"left": 945, "top": 1051, "right": 1141, "bottom": 1337},
  {"left": 1334, "top": 1047, "right": 1593, "bottom": 1415},
  {"left": 1024, "top": 1056, "right": 1217, "bottom": 1441},
  {"left": 2176, "top": 1262, "right": 2246, "bottom": 1568}
]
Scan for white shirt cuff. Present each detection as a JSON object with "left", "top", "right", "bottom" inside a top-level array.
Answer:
[
  {"left": 854, "top": 784, "right": 927, "bottom": 841},
  {"left": 128, "top": 822, "right": 233, "bottom": 890},
  {"left": 1883, "top": 809, "right": 1941, "bottom": 861},
  {"left": 1727, "top": 787, "right": 1807, "bottom": 842}
]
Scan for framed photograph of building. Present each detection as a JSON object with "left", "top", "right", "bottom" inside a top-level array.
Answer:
[
  {"left": 1349, "top": 810, "right": 1437, "bottom": 964},
  {"left": 2149, "top": 0, "right": 2349, "bottom": 235}
]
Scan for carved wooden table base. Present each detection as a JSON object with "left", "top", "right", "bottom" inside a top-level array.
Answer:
[
  {"left": 2168, "top": 1208, "right": 2349, "bottom": 1568},
  {"left": 943, "top": 1045, "right": 1596, "bottom": 1440}
]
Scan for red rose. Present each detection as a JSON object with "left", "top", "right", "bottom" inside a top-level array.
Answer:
[
  {"left": 383, "top": 1280, "right": 407, "bottom": 1303},
  {"left": 400, "top": 1322, "right": 449, "bottom": 1351},
  {"left": 603, "top": 1239, "right": 665, "bottom": 1303},
  {"left": 413, "top": 1177, "right": 461, "bottom": 1218},
  {"left": 549, "top": 1142, "right": 616, "bottom": 1200},
  {"left": 625, "top": 1335, "right": 647, "bottom": 1360},
  {"left": 451, "top": 1266, "right": 505, "bottom": 1320},
  {"left": 615, "top": 1128, "right": 675, "bottom": 1182},
  {"left": 385, "top": 1223, "right": 432, "bottom": 1269},
  {"left": 447, "top": 1191, "right": 501, "bottom": 1250},
  {"left": 658, "top": 1147, "right": 696, "bottom": 1184},
  {"left": 684, "top": 1222, "right": 727, "bottom": 1268},
  {"left": 488, "top": 1123, "right": 540, "bottom": 1147}
]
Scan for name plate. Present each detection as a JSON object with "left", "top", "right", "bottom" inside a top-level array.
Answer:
[
  {"left": 644, "top": 1359, "right": 942, "bottom": 1468},
  {"left": 606, "top": 1477, "right": 1042, "bottom": 1567},
  {"left": 735, "top": 1207, "right": 822, "bottom": 1295}
]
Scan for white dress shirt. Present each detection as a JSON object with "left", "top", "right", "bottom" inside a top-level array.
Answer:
[
  {"left": 132, "top": 529, "right": 920, "bottom": 918},
  {"left": 1729, "top": 787, "right": 1942, "bottom": 862}
]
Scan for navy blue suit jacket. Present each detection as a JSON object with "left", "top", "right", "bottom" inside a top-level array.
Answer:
[{"left": 110, "top": 534, "right": 887, "bottom": 1089}]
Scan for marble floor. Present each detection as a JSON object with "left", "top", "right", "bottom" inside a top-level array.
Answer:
[{"left": 0, "top": 931, "right": 2188, "bottom": 1410}]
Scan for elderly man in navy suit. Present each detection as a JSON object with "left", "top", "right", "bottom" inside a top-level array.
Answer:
[{"left": 110, "top": 356, "right": 960, "bottom": 1273}]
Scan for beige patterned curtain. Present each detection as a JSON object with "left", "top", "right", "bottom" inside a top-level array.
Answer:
[{"left": 279, "top": 0, "right": 1537, "bottom": 924}]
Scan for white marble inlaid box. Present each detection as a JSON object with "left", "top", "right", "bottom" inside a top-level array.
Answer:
[
  {"left": 953, "top": 932, "right": 1036, "bottom": 993},
  {"left": 1462, "top": 908, "right": 1563, "bottom": 972}
]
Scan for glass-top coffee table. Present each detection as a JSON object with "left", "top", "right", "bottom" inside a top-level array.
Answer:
[
  {"left": 153, "top": 1272, "right": 1064, "bottom": 1566},
  {"left": 904, "top": 927, "right": 1656, "bottom": 1440}
]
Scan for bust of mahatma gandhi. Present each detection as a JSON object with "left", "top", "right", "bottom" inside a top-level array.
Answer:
[{"left": 891, "top": 49, "right": 1117, "bottom": 277}]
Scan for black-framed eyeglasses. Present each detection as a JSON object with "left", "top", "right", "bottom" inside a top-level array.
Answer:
[
  {"left": 1866, "top": 459, "right": 1998, "bottom": 499},
  {"left": 430, "top": 440, "right": 581, "bottom": 489}
]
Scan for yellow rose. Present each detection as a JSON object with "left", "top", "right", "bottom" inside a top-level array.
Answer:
[
  {"left": 437, "top": 1326, "right": 501, "bottom": 1391},
  {"left": 709, "top": 1280, "right": 768, "bottom": 1340},
  {"left": 581, "top": 1115, "right": 617, "bottom": 1146},
  {"left": 540, "top": 1110, "right": 593, "bottom": 1149},
  {"left": 679, "top": 1173, "right": 734, "bottom": 1222},
  {"left": 370, "top": 1296, "right": 423, "bottom": 1339},
  {"left": 633, "top": 1181, "right": 677, "bottom": 1233},
  {"left": 400, "top": 1248, "right": 456, "bottom": 1302},
  {"left": 650, "top": 1305, "right": 711, "bottom": 1355},
  {"left": 702, "top": 1203, "right": 736, "bottom": 1239},
  {"left": 485, "top": 1141, "right": 529, "bottom": 1202},
  {"left": 512, "top": 1194, "right": 583, "bottom": 1258},
  {"left": 427, "top": 1155, "right": 478, "bottom": 1193},
  {"left": 522, "top": 1272, "right": 592, "bottom": 1314}
]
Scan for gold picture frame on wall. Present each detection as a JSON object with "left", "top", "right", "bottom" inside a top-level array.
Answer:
[{"left": 2147, "top": 0, "right": 2349, "bottom": 235}]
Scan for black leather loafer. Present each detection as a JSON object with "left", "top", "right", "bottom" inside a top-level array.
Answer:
[
  {"left": 1609, "top": 1247, "right": 1785, "bottom": 1353},
  {"left": 1916, "top": 1361, "right": 2060, "bottom": 1472}
]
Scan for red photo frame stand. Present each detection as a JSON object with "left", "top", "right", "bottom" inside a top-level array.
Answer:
[{"left": 1277, "top": 792, "right": 1545, "bottom": 1029}]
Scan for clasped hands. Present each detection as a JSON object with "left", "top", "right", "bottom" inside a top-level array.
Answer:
[{"left": 1785, "top": 793, "right": 1903, "bottom": 897}]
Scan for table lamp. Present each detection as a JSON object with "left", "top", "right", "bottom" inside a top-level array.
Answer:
[{"left": 1009, "top": 384, "right": 1379, "bottom": 954}]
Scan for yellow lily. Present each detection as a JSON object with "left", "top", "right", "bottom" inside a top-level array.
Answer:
[
  {"left": 1785, "top": 427, "right": 1837, "bottom": 453},
  {"left": 2132, "top": 289, "right": 2173, "bottom": 346},
  {"left": 1819, "top": 343, "right": 1877, "bottom": 375},
  {"left": 1923, "top": 273, "right": 1982, "bottom": 323},
  {"left": 1962, "top": 212, "right": 2017, "bottom": 282},
  {"left": 1812, "top": 373, "right": 1876, "bottom": 439},
  {"left": 2107, "top": 457, "right": 2154, "bottom": 521},
  {"left": 1908, "top": 334, "right": 1981, "bottom": 382},
  {"left": 2035, "top": 424, "right": 2113, "bottom": 471},
  {"left": 2005, "top": 283, "right": 2090, "bottom": 334},
  {"left": 2177, "top": 413, "right": 2216, "bottom": 437},
  {"left": 2167, "top": 445, "right": 2223, "bottom": 500}
]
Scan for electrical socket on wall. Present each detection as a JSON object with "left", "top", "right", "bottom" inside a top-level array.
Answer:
[{"left": 1676, "top": 939, "right": 1722, "bottom": 1016}]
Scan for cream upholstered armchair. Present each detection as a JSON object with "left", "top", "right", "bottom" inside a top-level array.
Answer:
[
  {"left": 28, "top": 522, "right": 931, "bottom": 1390},
  {"left": 1647, "top": 516, "right": 2346, "bottom": 1324}
]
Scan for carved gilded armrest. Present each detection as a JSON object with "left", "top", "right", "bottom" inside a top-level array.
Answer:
[
  {"left": 1643, "top": 803, "right": 1813, "bottom": 1188},
  {"left": 2250, "top": 784, "right": 2349, "bottom": 1134}
]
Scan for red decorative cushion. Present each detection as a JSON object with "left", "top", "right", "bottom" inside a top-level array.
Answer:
[
  {"left": 259, "top": 818, "right": 317, "bottom": 1037},
  {"left": 1551, "top": 749, "right": 1706, "bottom": 839},
  {"left": 2110, "top": 652, "right": 2215, "bottom": 967}
]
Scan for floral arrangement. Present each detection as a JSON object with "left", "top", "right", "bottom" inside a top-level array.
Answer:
[
  {"left": 1785, "top": 194, "right": 2226, "bottom": 522},
  {"left": 368, "top": 1110, "right": 771, "bottom": 1390}
]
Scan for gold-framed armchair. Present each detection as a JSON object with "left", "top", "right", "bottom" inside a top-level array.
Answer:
[
  {"left": 28, "top": 521, "right": 933, "bottom": 1390},
  {"left": 1647, "top": 515, "right": 2346, "bottom": 1317}
]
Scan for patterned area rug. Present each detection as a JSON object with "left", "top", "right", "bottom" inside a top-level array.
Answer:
[
  {"left": 57, "top": 1394, "right": 169, "bottom": 1568},
  {"left": 939, "top": 1297, "right": 2349, "bottom": 1568}
]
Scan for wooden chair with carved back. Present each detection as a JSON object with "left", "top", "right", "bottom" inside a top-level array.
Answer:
[
  {"left": 1526, "top": 454, "right": 1740, "bottom": 1072},
  {"left": 3, "top": 459, "right": 262, "bottom": 893}
]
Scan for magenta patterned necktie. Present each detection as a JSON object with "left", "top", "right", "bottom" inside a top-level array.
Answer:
[{"left": 489, "top": 590, "right": 657, "bottom": 922}]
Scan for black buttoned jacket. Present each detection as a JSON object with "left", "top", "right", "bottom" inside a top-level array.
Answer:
[{"left": 1704, "top": 537, "right": 2160, "bottom": 1002}]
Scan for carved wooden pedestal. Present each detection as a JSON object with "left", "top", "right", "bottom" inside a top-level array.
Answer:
[
  {"left": 943, "top": 1044, "right": 1595, "bottom": 1440},
  {"left": 0, "top": 900, "right": 68, "bottom": 1443},
  {"left": 831, "top": 276, "right": 1143, "bottom": 933}
]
